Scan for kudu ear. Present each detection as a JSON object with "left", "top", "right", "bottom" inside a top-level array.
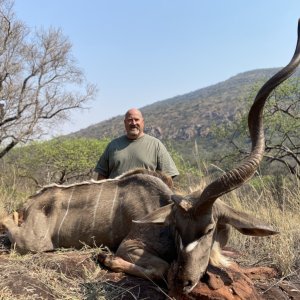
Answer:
[
  {"left": 133, "top": 204, "right": 173, "bottom": 225},
  {"left": 218, "top": 202, "right": 279, "bottom": 236}
]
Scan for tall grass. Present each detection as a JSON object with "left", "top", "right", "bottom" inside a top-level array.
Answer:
[
  {"left": 0, "top": 249, "right": 115, "bottom": 300},
  {"left": 225, "top": 178, "right": 300, "bottom": 276},
  {"left": 0, "top": 166, "right": 34, "bottom": 219},
  {"left": 0, "top": 164, "right": 299, "bottom": 280}
]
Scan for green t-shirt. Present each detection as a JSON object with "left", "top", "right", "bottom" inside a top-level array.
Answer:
[{"left": 95, "top": 134, "right": 179, "bottom": 178}]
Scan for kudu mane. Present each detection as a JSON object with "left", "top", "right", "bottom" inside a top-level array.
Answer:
[{"left": 31, "top": 168, "right": 173, "bottom": 199}]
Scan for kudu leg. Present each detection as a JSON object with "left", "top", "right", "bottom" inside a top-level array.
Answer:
[
  {"left": 99, "top": 240, "right": 170, "bottom": 280},
  {"left": 99, "top": 252, "right": 169, "bottom": 280}
]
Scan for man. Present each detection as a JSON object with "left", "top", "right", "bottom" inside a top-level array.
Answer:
[{"left": 95, "top": 108, "right": 179, "bottom": 180}]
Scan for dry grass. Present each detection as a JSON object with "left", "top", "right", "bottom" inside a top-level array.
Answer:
[
  {"left": 224, "top": 178, "right": 300, "bottom": 276},
  {"left": 0, "top": 170, "right": 34, "bottom": 217},
  {"left": 0, "top": 247, "right": 157, "bottom": 299},
  {"left": 0, "top": 172, "right": 299, "bottom": 298},
  {"left": 0, "top": 249, "right": 96, "bottom": 299}
]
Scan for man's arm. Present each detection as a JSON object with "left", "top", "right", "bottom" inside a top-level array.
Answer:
[{"left": 157, "top": 141, "right": 179, "bottom": 177}]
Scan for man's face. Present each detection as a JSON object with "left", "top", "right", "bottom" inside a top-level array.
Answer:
[{"left": 124, "top": 110, "right": 144, "bottom": 139}]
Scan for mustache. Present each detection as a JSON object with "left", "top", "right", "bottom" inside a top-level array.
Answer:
[{"left": 129, "top": 125, "right": 139, "bottom": 129}]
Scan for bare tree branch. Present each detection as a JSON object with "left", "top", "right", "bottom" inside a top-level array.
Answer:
[
  {"left": 214, "top": 78, "right": 300, "bottom": 178},
  {"left": 0, "top": 0, "right": 97, "bottom": 157}
]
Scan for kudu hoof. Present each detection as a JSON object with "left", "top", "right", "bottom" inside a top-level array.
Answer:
[{"left": 97, "top": 252, "right": 109, "bottom": 264}]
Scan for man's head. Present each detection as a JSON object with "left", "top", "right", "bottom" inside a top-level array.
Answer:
[{"left": 124, "top": 108, "right": 145, "bottom": 140}]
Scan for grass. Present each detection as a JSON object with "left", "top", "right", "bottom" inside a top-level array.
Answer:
[
  {"left": 0, "top": 169, "right": 34, "bottom": 216},
  {"left": 0, "top": 248, "right": 152, "bottom": 300},
  {"left": 224, "top": 176, "right": 300, "bottom": 276},
  {"left": 0, "top": 247, "right": 169, "bottom": 299},
  {"left": 0, "top": 171, "right": 299, "bottom": 298}
]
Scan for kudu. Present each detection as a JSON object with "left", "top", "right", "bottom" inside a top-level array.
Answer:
[{"left": 2, "top": 20, "right": 300, "bottom": 295}]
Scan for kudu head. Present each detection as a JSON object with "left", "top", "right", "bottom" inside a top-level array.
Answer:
[{"left": 135, "top": 20, "right": 300, "bottom": 294}]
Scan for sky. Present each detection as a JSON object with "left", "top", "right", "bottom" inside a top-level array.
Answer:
[{"left": 13, "top": 0, "right": 300, "bottom": 136}]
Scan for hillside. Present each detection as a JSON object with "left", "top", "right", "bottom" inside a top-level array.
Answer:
[{"left": 70, "top": 68, "right": 299, "bottom": 141}]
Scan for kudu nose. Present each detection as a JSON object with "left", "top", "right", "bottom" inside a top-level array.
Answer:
[{"left": 182, "top": 280, "right": 196, "bottom": 294}]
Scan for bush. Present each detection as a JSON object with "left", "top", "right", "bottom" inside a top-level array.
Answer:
[{"left": 1, "top": 137, "right": 110, "bottom": 186}]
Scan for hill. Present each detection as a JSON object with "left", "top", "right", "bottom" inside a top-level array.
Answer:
[{"left": 70, "top": 68, "right": 288, "bottom": 141}]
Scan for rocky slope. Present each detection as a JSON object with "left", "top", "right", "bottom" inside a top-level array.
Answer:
[{"left": 69, "top": 68, "right": 298, "bottom": 141}]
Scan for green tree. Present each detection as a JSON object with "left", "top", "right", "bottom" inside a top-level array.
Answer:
[
  {"left": 0, "top": 0, "right": 96, "bottom": 158},
  {"left": 4, "top": 138, "right": 110, "bottom": 185}
]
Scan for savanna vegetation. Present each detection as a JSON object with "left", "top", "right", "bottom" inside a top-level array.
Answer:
[
  {"left": 0, "top": 136, "right": 299, "bottom": 274},
  {"left": 0, "top": 137, "right": 299, "bottom": 299},
  {"left": 210, "top": 78, "right": 300, "bottom": 179},
  {"left": 0, "top": 0, "right": 299, "bottom": 298}
]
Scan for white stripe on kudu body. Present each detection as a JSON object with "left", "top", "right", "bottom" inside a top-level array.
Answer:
[
  {"left": 109, "top": 185, "right": 119, "bottom": 241},
  {"left": 57, "top": 186, "right": 75, "bottom": 244},
  {"left": 92, "top": 185, "right": 103, "bottom": 230}
]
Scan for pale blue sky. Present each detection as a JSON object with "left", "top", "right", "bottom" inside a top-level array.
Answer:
[{"left": 14, "top": 1, "right": 300, "bottom": 135}]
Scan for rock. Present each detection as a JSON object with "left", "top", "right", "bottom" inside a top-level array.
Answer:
[{"left": 168, "top": 263, "right": 279, "bottom": 300}]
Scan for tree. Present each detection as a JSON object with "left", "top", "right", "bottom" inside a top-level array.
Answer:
[
  {"left": 0, "top": 0, "right": 96, "bottom": 158},
  {"left": 263, "top": 79, "right": 300, "bottom": 177},
  {"left": 213, "top": 78, "right": 300, "bottom": 179},
  {"left": 3, "top": 137, "right": 110, "bottom": 186}
]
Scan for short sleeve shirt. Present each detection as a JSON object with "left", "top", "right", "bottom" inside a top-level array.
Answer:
[{"left": 95, "top": 134, "right": 179, "bottom": 178}]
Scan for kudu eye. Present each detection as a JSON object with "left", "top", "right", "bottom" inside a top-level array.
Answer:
[{"left": 206, "top": 227, "right": 214, "bottom": 234}]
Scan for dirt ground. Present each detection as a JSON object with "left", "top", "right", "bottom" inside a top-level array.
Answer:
[{"left": 0, "top": 234, "right": 299, "bottom": 300}]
